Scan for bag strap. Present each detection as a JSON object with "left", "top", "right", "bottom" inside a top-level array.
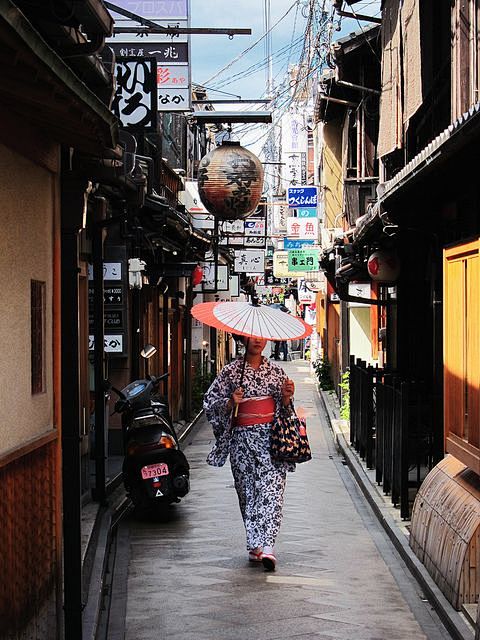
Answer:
[{"left": 281, "top": 399, "right": 296, "bottom": 417}]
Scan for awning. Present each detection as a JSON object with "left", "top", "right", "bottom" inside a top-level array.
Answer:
[
  {"left": 139, "top": 195, "right": 212, "bottom": 252},
  {"left": 350, "top": 102, "right": 480, "bottom": 242},
  {"left": 380, "top": 102, "right": 480, "bottom": 203},
  {"left": 0, "top": 0, "right": 118, "bottom": 156}
]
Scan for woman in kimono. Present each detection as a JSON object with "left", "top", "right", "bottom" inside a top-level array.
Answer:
[{"left": 204, "top": 336, "right": 295, "bottom": 571}]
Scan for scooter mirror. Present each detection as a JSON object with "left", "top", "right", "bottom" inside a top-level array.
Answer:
[{"left": 141, "top": 343, "right": 157, "bottom": 359}]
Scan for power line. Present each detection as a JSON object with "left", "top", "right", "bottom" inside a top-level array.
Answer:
[
  {"left": 201, "top": 0, "right": 300, "bottom": 86},
  {"left": 211, "top": 36, "right": 305, "bottom": 91}
]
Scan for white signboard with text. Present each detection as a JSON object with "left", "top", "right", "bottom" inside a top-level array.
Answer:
[
  {"left": 286, "top": 217, "right": 318, "bottom": 240},
  {"left": 234, "top": 249, "right": 265, "bottom": 273},
  {"left": 108, "top": 1, "right": 191, "bottom": 111},
  {"left": 273, "top": 250, "right": 306, "bottom": 278}
]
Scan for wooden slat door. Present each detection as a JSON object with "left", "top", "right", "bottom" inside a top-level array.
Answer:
[{"left": 444, "top": 239, "right": 480, "bottom": 472}]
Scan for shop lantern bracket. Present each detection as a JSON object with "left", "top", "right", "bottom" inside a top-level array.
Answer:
[
  {"left": 337, "top": 10, "right": 382, "bottom": 25},
  {"left": 192, "top": 99, "right": 271, "bottom": 105},
  {"left": 105, "top": 2, "right": 251, "bottom": 37},
  {"left": 187, "top": 111, "right": 272, "bottom": 124}
]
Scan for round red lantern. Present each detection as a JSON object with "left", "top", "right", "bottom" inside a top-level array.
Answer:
[
  {"left": 192, "top": 264, "right": 203, "bottom": 286},
  {"left": 197, "top": 141, "right": 264, "bottom": 220},
  {"left": 367, "top": 250, "right": 400, "bottom": 282}
]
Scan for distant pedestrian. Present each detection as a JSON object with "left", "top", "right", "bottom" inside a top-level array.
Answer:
[
  {"left": 273, "top": 340, "right": 288, "bottom": 361},
  {"left": 204, "top": 336, "right": 295, "bottom": 570}
]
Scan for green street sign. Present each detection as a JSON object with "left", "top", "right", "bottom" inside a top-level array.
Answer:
[{"left": 287, "top": 248, "right": 320, "bottom": 272}]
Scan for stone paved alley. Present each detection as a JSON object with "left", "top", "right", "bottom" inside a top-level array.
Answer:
[{"left": 114, "top": 360, "right": 453, "bottom": 640}]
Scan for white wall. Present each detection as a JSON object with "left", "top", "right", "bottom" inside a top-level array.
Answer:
[
  {"left": 0, "top": 144, "right": 55, "bottom": 454},
  {"left": 349, "top": 306, "right": 372, "bottom": 364}
]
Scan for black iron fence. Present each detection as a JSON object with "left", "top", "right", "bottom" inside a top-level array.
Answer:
[{"left": 349, "top": 357, "right": 435, "bottom": 519}]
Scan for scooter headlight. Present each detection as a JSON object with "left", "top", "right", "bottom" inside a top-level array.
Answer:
[{"left": 159, "top": 434, "right": 176, "bottom": 449}]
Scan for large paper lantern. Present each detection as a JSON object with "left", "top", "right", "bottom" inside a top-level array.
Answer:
[
  {"left": 197, "top": 141, "right": 264, "bottom": 220},
  {"left": 367, "top": 250, "right": 400, "bottom": 282}
]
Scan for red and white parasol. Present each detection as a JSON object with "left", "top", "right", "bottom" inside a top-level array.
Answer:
[{"left": 191, "top": 301, "right": 312, "bottom": 341}]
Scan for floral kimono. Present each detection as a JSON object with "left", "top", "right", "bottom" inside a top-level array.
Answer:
[{"left": 204, "top": 356, "right": 293, "bottom": 551}]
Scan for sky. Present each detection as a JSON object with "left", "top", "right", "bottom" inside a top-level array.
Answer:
[
  {"left": 107, "top": 1, "right": 380, "bottom": 154},
  {"left": 190, "top": 0, "right": 303, "bottom": 100},
  {"left": 189, "top": 0, "right": 380, "bottom": 155},
  {"left": 190, "top": 0, "right": 381, "bottom": 102}
]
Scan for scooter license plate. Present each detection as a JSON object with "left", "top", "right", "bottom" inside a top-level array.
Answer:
[{"left": 141, "top": 463, "right": 169, "bottom": 480}]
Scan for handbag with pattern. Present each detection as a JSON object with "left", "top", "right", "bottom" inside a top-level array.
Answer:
[{"left": 270, "top": 403, "right": 312, "bottom": 463}]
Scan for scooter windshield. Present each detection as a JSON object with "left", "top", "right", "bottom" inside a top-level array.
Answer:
[{"left": 127, "top": 382, "right": 147, "bottom": 398}]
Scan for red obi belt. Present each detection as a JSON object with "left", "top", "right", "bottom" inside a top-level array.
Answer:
[{"left": 234, "top": 396, "right": 275, "bottom": 427}]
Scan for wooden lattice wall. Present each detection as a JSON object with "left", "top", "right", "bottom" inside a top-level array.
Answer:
[
  {"left": 0, "top": 433, "right": 58, "bottom": 637},
  {"left": 410, "top": 455, "right": 480, "bottom": 609}
]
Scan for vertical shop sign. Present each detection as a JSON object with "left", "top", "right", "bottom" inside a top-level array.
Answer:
[
  {"left": 88, "top": 258, "right": 128, "bottom": 355},
  {"left": 272, "top": 196, "right": 288, "bottom": 234},
  {"left": 108, "top": 0, "right": 191, "bottom": 111},
  {"left": 112, "top": 57, "right": 158, "bottom": 130}
]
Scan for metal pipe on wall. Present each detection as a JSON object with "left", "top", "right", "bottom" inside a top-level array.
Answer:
[{"left": 92, "top": 197, "right": 107, "bottom": 504}]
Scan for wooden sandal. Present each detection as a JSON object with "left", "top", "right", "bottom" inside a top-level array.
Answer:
[
  {"left": 248, "top": 549, "right": 263, "bottom": 562},
  {"left": 261, "top": 553, "right": 277, "bottom": 571}
]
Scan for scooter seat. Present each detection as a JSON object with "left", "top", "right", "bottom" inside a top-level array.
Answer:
[{"left": 134, "top": 408, "right": 160, "bottom": 418}]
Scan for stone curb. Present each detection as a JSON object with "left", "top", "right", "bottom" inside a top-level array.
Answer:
[
  {"left": 83, "top": 492, "right": 131, "bottom": 640},
  {"left": 316, "top": 386, "right": 474, "bottom": 640},
  {"left": 176, "top": 408, "right": 204, "bottom": 443}
]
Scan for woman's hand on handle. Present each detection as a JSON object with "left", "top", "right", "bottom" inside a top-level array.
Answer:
[
  {"left": 281, "top": 378, "right": 295, "bottom": 406},
  {"left": 227, "top": 387, "right": 244, "bottom": 412}
]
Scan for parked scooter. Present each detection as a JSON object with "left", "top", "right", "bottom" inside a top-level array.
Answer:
[{"left": 110, "top": 345, "right": 190, "bottom": 510}]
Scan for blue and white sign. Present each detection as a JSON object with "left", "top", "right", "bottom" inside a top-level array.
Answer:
[
  {"left": 297, "top": 207, "right": 317, "bottom": 218},
  {"left": 287, "top": 187, "right": 318, "bottom": 208},
  {"left": 283, "top": 238, "right": 315, "bottom": 250}
]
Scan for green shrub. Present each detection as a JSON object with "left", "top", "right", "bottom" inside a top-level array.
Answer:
[
  {"left": 339, "top": 370, "right": 350, "bottom": 421},
  {"left": 312, "top": 357, "right": 334, "bottom": 391},
  {"left": 192, "top": 371, "right": 214, "bottom": 413}
]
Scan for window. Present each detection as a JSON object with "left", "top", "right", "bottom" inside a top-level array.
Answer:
[
  {"left": 31, "top": 280, "right": 46, "bottom": 394},
  {"left": 452, "top": 0, "right": 480, "bottom": 119}
]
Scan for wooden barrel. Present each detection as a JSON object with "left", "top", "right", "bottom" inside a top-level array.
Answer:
[{"left": 410, "top": 455, "right": 480, "bottom": 610}]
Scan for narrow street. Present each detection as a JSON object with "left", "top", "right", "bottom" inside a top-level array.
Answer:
[{"left": 113, "top": 361, "right": 451, "bottom": 640}]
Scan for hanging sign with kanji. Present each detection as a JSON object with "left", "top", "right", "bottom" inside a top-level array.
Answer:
[
  {"left": 111, "top": 1, "right": 188, "bottom": 19},
  {"left": 157, "top": 88, "right": 189, "bottom": 109},
  {"left": 286, "top": 217, "right": 318, "bottom": 240},
  {"left": 297, "top": 207, "right": 317, "bottom": 218},
  {"left": 282, "top": 151, "right": 307, "bottom": 186},
  {"left": 234, "top": 249, "right": 265, "bottom": 273},
  {"left": 244, "top": 218, "right": 266, "bottom": 248},
  {"left": 272, "top": 196, "right": 288, "bottom": 234},
  {"left": 107, "top": 1, "right": 191, "bottom": 112},
  {"left": 110, "top": 42, "right": 189, "bottom": 63},
  {"left": 287, "top": 186, "right": 318, "bottom": 208},
  {"left": 283, "top": 238, "right": 315, "bottom": 250},
  {"left": 287, "top": 249, "right": 321, "bottom": 272},
  {"left": 112, "top": 57, "right": 158, "bottom": 130},
  {"left": 273, "top": 250, "right": 306, "bottom": 277},
  {"left": 298, "top": 279, "right": 316, "bottom": 304}
]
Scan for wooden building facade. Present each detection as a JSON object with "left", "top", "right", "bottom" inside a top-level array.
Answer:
[
  {"left": 315, "top": 25, "right": 381, "bottom": 388},
  {"left": 0, "top": 1, "right": 119, "bottom": 637},
  {"left": 323, "top": 0, "right": 480, "bottom": 617}
]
